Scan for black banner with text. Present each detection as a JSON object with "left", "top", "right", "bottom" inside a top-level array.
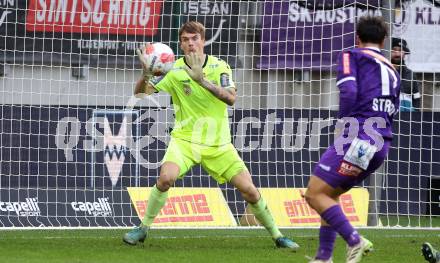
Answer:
[{"left": 0, "top": 106, "right": 437, "bottom": 222}]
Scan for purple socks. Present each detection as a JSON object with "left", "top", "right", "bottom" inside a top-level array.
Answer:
[
  {"left": 315, "top": 226, "right": 337, "bottom": 260},
  {"left": 320, "top": 205, "right": 360, "bottom": 247}
]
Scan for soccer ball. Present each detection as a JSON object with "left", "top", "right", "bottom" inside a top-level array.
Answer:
[{"left": 142, "top": 42, "right": 175, "bottom": 76}]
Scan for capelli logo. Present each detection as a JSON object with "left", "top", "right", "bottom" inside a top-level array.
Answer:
[
  {"left": 0, "top": 198, "right": 41, "bottom": 216},
  {"left": 71, "top": 198, "right": 112, "bottom": 217}
]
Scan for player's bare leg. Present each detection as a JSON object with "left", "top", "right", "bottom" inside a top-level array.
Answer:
[
  {"left": 123, "top": 162, "right": 179, "bottom": 245},
  {"left": 231, "top": 170, "right": 300, "bottom": 251}
]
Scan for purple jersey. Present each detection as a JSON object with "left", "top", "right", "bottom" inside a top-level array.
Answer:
[{"left": 336, "top": 47, "right": 401, "bottom": 140}]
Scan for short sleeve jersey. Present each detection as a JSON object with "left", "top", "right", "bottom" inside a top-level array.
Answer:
[
  {"left": 336, "top": 48, "right": 401, "bottom": 139},
  {"left": 149, "top": 55, "right": 235, "bottom": 146}
]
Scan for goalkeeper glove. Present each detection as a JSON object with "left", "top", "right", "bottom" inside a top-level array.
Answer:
[
  {"left": 136, "top": 43, "right": 154, "bottom": 81},
  {"left": 184, "top": 52, "right": 205, "bottom": 83}
]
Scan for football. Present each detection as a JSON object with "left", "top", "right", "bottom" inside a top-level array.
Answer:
[{"left": 142, "top": 42, "right": 175, "bottom": 76}]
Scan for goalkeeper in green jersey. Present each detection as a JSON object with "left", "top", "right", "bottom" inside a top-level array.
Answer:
[{"left": 123, "top": 21, "right": 299, "bottom": 250}]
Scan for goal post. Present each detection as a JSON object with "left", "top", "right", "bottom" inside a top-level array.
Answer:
[{"left": 0, "top": 0, "right": 439, "bottom": 228}]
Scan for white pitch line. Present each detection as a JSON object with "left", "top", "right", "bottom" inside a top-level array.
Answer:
[{"left": 5, "top": 233, "right": 440, "bottom": 240}]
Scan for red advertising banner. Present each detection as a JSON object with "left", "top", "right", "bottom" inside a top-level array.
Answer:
[
  {"left": 25, "top": 0, "right": 164, "bottom": 36},
  {"left": 0, "top": 1, "right": 239, "bottom": 68}
]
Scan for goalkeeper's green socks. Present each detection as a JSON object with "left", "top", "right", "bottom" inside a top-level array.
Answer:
[
  {"left": 249, "top": 197, "right": 283, "bottom": 239},
  {"left": 141, "top": 185, "right": 168, "bottom": 228}
]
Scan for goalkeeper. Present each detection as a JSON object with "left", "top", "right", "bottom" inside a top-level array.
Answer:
[{"left": 123, "top": 21, "right": 299, "bottom": 250}]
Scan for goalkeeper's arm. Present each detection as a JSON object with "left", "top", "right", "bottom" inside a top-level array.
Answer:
[
  {"left": 134, "top": 44, "right": 158, "bottom": 98},
  {"left": 134, "top": 77, "right": 156, "bottom": 98}
]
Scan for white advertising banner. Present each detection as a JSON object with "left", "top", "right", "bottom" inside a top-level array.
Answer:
[{"left": 394, "top": 0, "right": 440, "bottom": 72}]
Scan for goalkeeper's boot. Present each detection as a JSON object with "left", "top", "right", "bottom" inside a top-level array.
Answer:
[
  {"left": 422, "top": 242, "right": 440, "bottom": 263},
  {"left": 345, "top": 236, "right": 373, "bottom": 263},
  {"left": 274, "top": 236, "right": 300, "bottom": 251},
  {"left": 123, "top": 226, "right": 147, "bottom": 245}
]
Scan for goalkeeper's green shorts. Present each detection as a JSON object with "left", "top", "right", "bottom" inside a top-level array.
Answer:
[{"left": 162, "top": 137, "right": 248, "bottom": 184}]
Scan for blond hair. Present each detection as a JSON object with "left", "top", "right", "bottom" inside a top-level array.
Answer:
[{"left": 179, "top": 21, "right": 205, "bottom": 41}]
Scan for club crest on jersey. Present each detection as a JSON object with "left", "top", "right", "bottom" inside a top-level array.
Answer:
[
  {"left": 183, "top": 84, "right": 192, "bottom": 95},
  {"left": 358, "top": 145, "right": 367, "bottom": 158}
]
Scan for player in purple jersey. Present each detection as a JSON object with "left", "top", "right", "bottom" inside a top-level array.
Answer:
[{"left": 304, "top": 16, "right": 400, "bottom": 263}]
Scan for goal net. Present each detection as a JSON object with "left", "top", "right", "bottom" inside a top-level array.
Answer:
[{"left": 0, "top": 0, "right": 439, "bottom": 228}]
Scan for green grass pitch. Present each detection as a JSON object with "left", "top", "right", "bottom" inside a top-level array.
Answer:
[{"left": 1, "top": 228, "right": 439, "bottom": 262}]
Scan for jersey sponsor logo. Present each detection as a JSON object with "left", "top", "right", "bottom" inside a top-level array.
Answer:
[
  {"left": 343, "top": 138, "right": 377, "bottom": 170},
  {"left": 343, "top": 53, "right": 351, "bottom": 74},
  {"left": 220, "top": 73, "right": 230, "bottom": 87},
  {"left": 337, "top": 161, "right": 362, "bottom": 176},
  {"left": 0, "top": 198, "right": 41, "bottom": 216},
  {"left": 103, "top": 116, "right": 127, "bottom": 186},
  {"left": 71, "top": 198, "right": 112, "bottom": 217}
]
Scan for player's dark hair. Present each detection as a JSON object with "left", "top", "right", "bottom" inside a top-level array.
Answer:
[
  {"left": 179, "top": 21, "right": 205, "bottom": 41},
  {"left": 356, "top": 16, "right": 388, "bottom": 44}
]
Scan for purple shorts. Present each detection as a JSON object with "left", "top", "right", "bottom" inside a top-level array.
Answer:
[{"left": 314, "top": 134, "right": 391, "bottom": 190}]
